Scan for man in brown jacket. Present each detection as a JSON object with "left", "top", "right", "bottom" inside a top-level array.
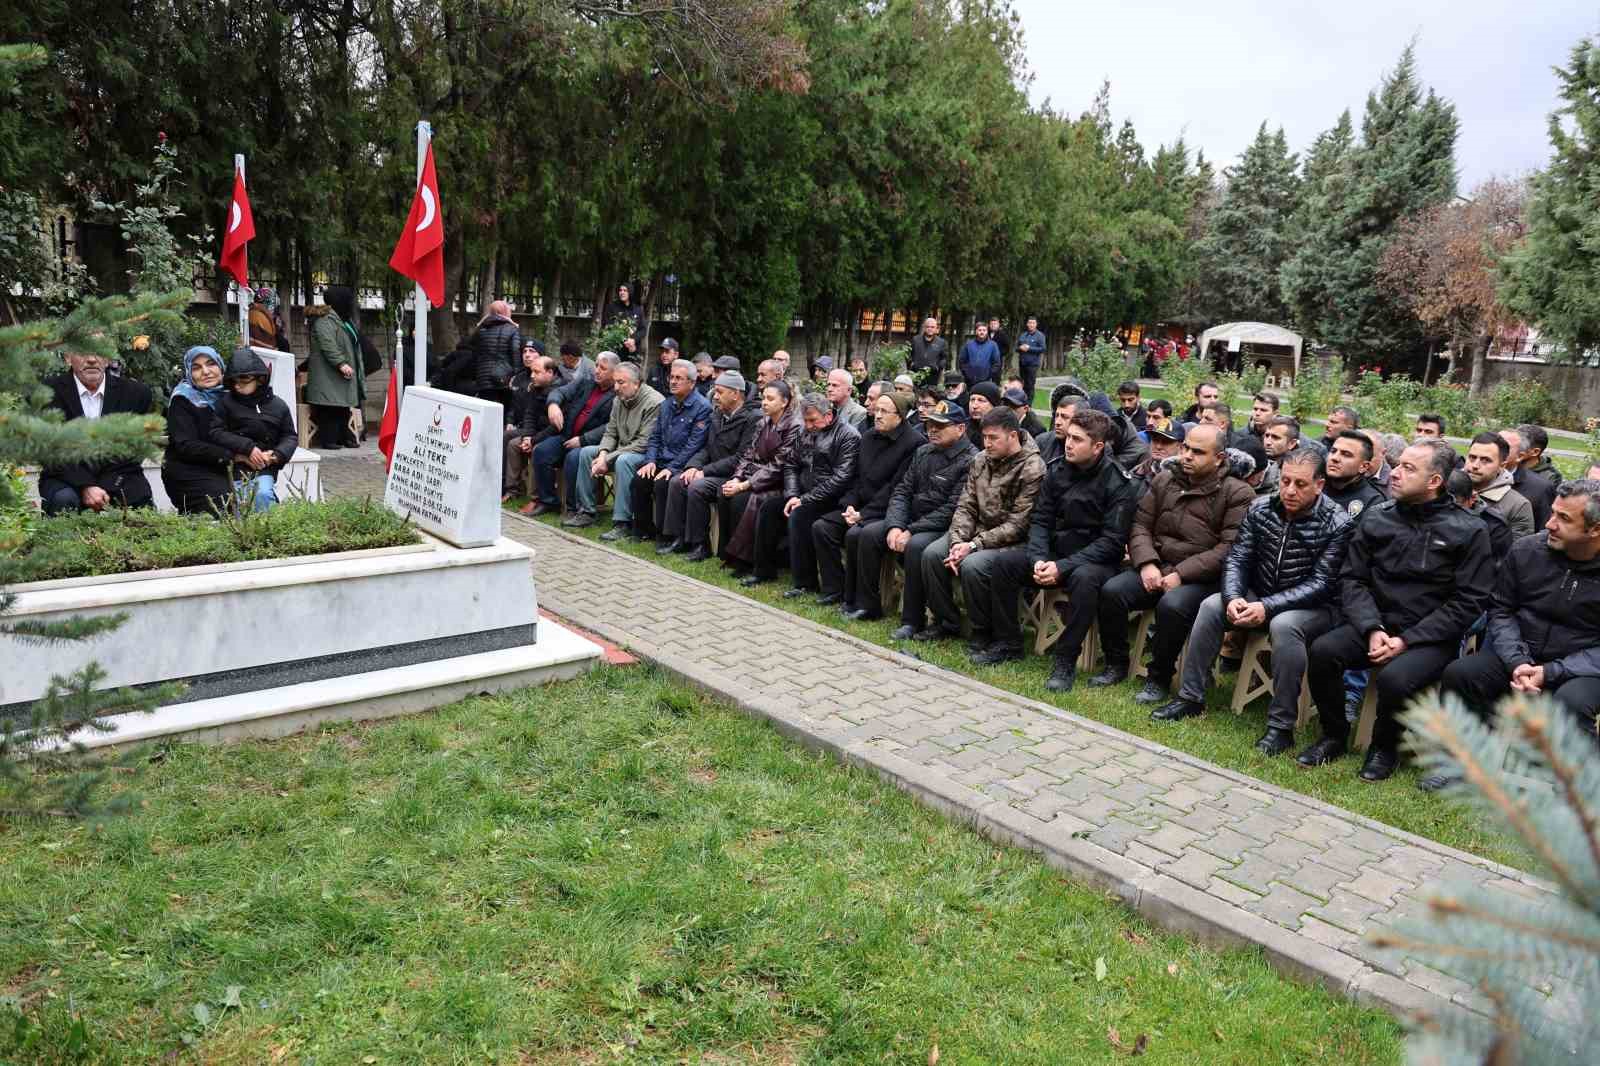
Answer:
[
  {"left": 1087, "top": 423, "right": 1254, "bottom": 701},
  {"left": 916, "top": 408, "right": 1045, "bottom": 643}
]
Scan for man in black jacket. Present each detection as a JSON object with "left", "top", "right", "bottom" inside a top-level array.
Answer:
[
  {"left": 524, "top": 352, "right": 616, "bottom": 516},
  {"left": 1432, "top": 479, "right": 1600, "bottom": 782},
  {"left": 646, "top": 337, "right": 680, "bottom": 396},
  {"left": 39, "top": 350, "right": 155, "bottom": 513},
  {"left": 1498, "top": 426, "right": 1557, "bottom": 530},
  {"left": 503, "top": 343, "right": 556, "bottom": 499},
  {"left": 470, "top": 301, "right": 522, "bottom": 427},
  {"left": 857, "top": 402, "right": 978, "bottom": 630},
  {"left": 762, "top": 393, "right": 859, "bottom": 591},
  {"left": 908, "top": 317, "right": 949, "bottom": 388},
  {"left": 1299, "top": 440, "right": 1495, "bottom": 781},
  {"left": 1153, "top": 449, "right": 1352, "bottom": 755},
  {"left": 968, "top": 409, "right": 1138, "bottom": 680},
  {"left": 1323, "top": 431, "right": 1384, "bottom": 521},
  {"left": 669, "top": 372, "right": 760, "bottom": 561},
  {"left": 812, "top": 393, "right": 923, "bottom": 608}
]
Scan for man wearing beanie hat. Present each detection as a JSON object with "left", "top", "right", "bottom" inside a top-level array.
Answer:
[
  {"left": 965, "top": 382, "right": 1002, "bottom": 448},
  {"left": 659, "top": 369, "right": 760, "bottom": 559},
  {"left": 811, "top": 390, "right": 925, "bottom": 609}
]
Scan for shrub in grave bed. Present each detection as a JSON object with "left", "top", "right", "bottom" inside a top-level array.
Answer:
[
  {"left": 1421, "top": 374, "right": 1481, "bottom": 439},
  {"left": 1155, "top": 348, "right": 1213, "bottom": 407},
  {"left": 1352, "top": 368, "right": 1425, "bottom": 436},
  {"left": 1487, "top": 378, "right": 1581, "bottom": 432},
  {"left": 1288, "top": 355, "right": 1345, "bottom": 422},
  {"left": 7, "top": 497, "right": 417, "bottom": 582},
  {"left": 1063, "top": 339, "right": 1133, "bottom": 395}
]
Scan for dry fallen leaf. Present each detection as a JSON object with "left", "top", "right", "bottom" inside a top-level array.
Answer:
[
  {"left": 1120, "top": 928, "right": 1149, "bottom": 946},
  {"left": 928, "top": 1043, "right": 940, "bottom": 1066},
  {"left": 1167, "top": 962, "right": 1179, "bottom": 976},
  {"left": 1108, "top": 1028, "right": 1149, "bottom": 1057}
]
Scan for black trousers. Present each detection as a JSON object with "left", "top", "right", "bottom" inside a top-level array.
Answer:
[
  {"left": 1441, "top": 651, "right": 1600, "bottom": 740},
  {"left": 1018, "top": 362, "right": 1039, "bottom": 400},
  {"left": 682, "top": 476, "right": 728, "bottom": 548},
  {"left": 1096, "top": 568, "right": 1215, "bottom": 687},
  {"left": 629, "top": 472, "right": 673, "bottom": 539},
  {"left": 786, "top": 498, "right": 833, "bottom": 590},
  {"left": 984, "top": 550, "right": 1118, "bottom": 661},
  {"left": 309, "top": 404, "right": 349, "bottom": 448},
  {"left": 812, "top": 510, "right": 863, "bottom": 600},
  {"left": 1308, "top": 624, "right": 1457, "bottom": 750},
  {"left": 855, "top": 527, "right": 945, "bottom": 625}
]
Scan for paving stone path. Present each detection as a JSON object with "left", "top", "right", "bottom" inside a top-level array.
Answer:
[{"left": 320, "top": 446, "right": 1562, "bottom": 1027}]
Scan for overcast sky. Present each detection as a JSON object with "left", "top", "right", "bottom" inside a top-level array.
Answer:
[{"left": 1012, "top": 1, "right": 1599, "bottom": 189}]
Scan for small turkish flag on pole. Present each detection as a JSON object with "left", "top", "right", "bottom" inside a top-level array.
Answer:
[
  {"left": 377, "top": 362, "right": 400, "bottom": 470},
  {"left": 388, "top": 138, "right": 445, "bottom": 308},
  {"left": 218, "top": 163, "right": 255, "bottom": 290}
]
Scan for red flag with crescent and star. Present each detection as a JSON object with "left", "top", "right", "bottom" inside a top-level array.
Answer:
[
  {"left": 218, "top": 168, "right": 255, "bottom": 289},
  {"left": 388, "top": 141, "right": 445, "bottom": 307}
]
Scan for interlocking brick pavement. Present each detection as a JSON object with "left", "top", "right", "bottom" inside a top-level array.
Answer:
[{"left": 319, "top": 449, "right": 1557, "bottom": 1029}]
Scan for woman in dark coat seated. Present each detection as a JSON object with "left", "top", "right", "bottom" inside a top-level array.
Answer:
[{"left": 160, "top": 346, "right": 234, "bottom": 515}]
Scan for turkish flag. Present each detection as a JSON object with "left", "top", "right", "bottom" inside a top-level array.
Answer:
[
  {"left": 389, "top": 142, "right": 445, "bottom": 307},
  {"left": 377, "top": 362, "right": 400, "bottom": 470},
  {"left": 218, "top": 169, "right": 255, "bottom": 289}
]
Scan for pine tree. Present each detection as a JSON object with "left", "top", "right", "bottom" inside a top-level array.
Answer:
[
  {"left": 1500, "top": 35, "right": 1600, "bottom": 359},
  {"left": 1281, "top": 46, "right": 1459, "bottom": 366},
  {"left": 1193, "top": 122, "right": 1301, "bottom": 323},
  {"left": 0, "top": 288, "right": 188, "bottom": 820},
  {"left": 1390, "top": 690, "right": 1600, "bottom": 1063}
]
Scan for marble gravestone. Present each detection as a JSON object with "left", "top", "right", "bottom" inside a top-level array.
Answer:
[
  {"left": 249, "top": 345, "right": 302, "bottom": 430},
  {"left": 384, "top": 386, "right": 503, "bottom": 548}
]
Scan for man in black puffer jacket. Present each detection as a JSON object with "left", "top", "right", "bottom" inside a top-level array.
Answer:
[
  {"left": 775, "top": 393, "right": 861, "bottom": 594},
  {"left": 1153, "top": 448, "right": 1352, "bottom": 756},
  {"left": 471, "top": 300, "right": 523, "bottom": 426},
  {"left": 969, "top": 409, "right": 1138, "bottom": 681},
  {"left": 862, "top": 402, "right": 978, "bottom": 631},
  {"left": 667, "top": 371, "right": 761, "bottom": 561},
  {"left": 1433, "top": 479, "right": 1600, "bottom": 781},
  {"left": 813, "top": 392, "right": 925, "bottom": 608},
  {"left": 1299, "top": 440, "right": 1494, "bottom": 782}
]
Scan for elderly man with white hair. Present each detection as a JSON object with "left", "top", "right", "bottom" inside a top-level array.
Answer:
[
  {"left": 566, "top": 360, "right": 663, "bottom": 530},
  {"left": 825, "top": 367, "right": 869, "bottom": 432}
]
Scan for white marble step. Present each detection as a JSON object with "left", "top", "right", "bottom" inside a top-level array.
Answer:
[{"left": 37, "top": 623, "right": 602, "bottom": 752}]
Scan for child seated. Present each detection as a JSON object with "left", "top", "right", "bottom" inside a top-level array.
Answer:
[{"left": 209, "top": 348, "right": 298, "bottom": 512}]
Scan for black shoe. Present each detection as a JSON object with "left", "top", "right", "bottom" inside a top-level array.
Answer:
[
  {"left": 912, "top": 624, "right": 959, "bottom": 642},
  {"left": 1087, "top": 665, "right": 1129, "bottom": 688},
  {"left": 685, "top": 546, "right": 711, "bottom": 563},
  {"left": 1255, "top": 728, "right": 1295, "bottom": 756},
  {"left": 599, "top": 523, "right": 631, "bottom": 542},
  {"left": 844, "top": 607, "right": 881, "bottom": 622},
  {"left": 1218, "top": 656, "right": 1243, "bottom": 674},
  {"left": 739, "top": 574, "right": 769, "bottom": 588},
  {"left": 1045, "top": 662, "right": 1075, "bottom": 692},
  {"left": 815, "top": 592, "right": 842, "bottom": 606},
  {"left": 891, "top": 624, "right": 918, "bottom": 641},
  {"left": 1417, "top": 771, "right": 1460, "bottom": 793},
  {"left": 1133, "top": 680, "right": 1169, "bottom": 705},
  {"left": 970, "top": 642, "right": 1023, "bottom": 666},
  {"left": 782, "top": 587, "right": 811, "bottom": 599},
  {"left": 657, "top": 539, "right": 684, "bottom": 555},
  {"left": 1150, "top": 697, "right": 1203, "bottom": 722},
  {"left": 1296, "top": 736, "right": 1348, "bottom": 767},
  {"left": 1359, "top": 747, "right": 1400, "bottom": 782}
]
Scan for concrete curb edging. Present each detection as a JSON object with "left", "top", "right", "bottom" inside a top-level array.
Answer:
[{"left": 512, "top": 514, "right": 1465, "bottom": 1024}]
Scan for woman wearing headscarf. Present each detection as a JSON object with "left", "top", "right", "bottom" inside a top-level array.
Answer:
[
  {"left": 305, "top": 284, "right": 364, "bottom": 448},
  {"left": 248, "top": 286, "right": 287, "bottom": 350},
  {"left": 161, "top": 346, "right": 234, "bottom": 515},
  {"left": 718, "top": 381, "right": 801, "bottom": 580}
]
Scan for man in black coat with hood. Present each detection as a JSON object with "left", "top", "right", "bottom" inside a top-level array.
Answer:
[
  {"left": 1298, "top": 440, "right": 1494, "bottom": 781},
  {"left": 1427, "top": 478, "right": 1600, "bottom": 789}
]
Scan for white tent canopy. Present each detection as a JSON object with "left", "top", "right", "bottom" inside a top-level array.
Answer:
[{"left": 1196, "top": 321, "right": 1304, "bottom": 376}]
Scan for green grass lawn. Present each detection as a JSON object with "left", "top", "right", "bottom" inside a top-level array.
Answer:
[
  {"left": 518, "top": 508, "right": 1532, "bottom": 873},
  {"left": 0, "top": 667, "right": 1401, "bottom": 1064}
]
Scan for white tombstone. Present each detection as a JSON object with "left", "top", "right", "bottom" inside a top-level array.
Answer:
[
  {"left": 249, "top": 345, "right": 301, "bottom": 430},
  {"left": 383, "top": 386, "right": 502, "bottom": 548}
]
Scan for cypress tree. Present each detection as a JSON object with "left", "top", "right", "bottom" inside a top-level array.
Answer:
[{"left": 1193, "top": 122, "right": 1301, "bottom": 323}]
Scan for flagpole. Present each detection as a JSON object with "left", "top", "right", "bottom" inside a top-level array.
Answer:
[
  {"left": 411, "top": 121, "right": 432, "bottom": 406},
  {"left": 234, "top": 154, "right": 248, "bottom": 347}
]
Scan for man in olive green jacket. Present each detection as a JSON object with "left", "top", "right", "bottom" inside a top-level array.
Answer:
[
  {"left": 567, "top": 362, "right": 663, "bottom": 528},
  {"left": 305, "top": 285, "right": 366, "bottom": 449}
]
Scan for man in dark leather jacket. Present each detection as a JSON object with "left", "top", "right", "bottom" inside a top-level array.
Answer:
[
  {"left": 662, "top": 371, "right": 759, "bottom": 560},
  {"left": 863, "top": 402, "right": 978, "bottom": 634},
  {"left": 1153, "top": 448, "right": 1352, "bottom": 756},
  {"left": 967, "top": 410, "right": 1137, "bottom": 682},
  {"left": 781, "top": 393, "right": 861, "bottom": 595},
  {"left": 1299, "top": 440, "right": 1495, "bottom": 781},
  {"left": 1437, "top": 479, "right": 1600, "bottom": 764}
]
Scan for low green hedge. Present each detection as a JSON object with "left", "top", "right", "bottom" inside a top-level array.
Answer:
[{"left": 7, "top": 498, "right": 418, "bottom": 582}]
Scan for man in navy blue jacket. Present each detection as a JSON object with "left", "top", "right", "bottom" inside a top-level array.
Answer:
[
  {"left": 959, "top": 322, "right": 1002, "bottom": 389},
  {"left": 622, "top": 357, "right": 711, "bottom": 543}
]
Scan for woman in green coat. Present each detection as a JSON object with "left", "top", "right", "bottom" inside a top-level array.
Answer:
[{"left": 305, "top": 285, "right": 366, "bottom": 448}]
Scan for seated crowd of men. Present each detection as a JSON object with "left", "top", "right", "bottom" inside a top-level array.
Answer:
[{"left": 495, "top": 338, "right": 1600, "bottom": 786}]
